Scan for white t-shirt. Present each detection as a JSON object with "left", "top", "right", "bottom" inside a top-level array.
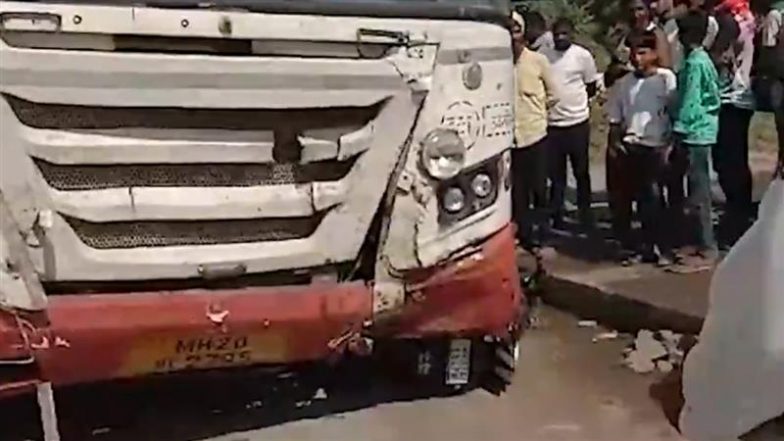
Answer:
[
  {"left": 606, "top": 68, "right": 677, "bottom": 147},
  {"left": 541, "top": 44, "right": 598, "bottom": 127}
]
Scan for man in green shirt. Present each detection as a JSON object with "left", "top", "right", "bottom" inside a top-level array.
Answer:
[{"left": 672, "top": 10, "right": 721, "bottom": 272}]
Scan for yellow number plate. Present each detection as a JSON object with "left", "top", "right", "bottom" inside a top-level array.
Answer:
[{"left": 120, "top": 332, "right": 287, "bottom": 376}]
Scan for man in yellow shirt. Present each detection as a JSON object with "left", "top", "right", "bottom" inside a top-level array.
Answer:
[{"left": 511, "top": 11, "right": 560, "bottom": 253}]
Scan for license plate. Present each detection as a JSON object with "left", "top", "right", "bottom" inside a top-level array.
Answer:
[
  {"left": 120, "top": 332, "right": 286, "bottom": 376},
  {"left": 445, "top": 339, "right": 472, "bottom": 386}
]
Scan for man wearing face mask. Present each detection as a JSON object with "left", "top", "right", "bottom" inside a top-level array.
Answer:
[{"left": 541, "top": 18, "right": 599, "bottom": 232}]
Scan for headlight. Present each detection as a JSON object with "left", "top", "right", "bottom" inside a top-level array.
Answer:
[
  {"left": 420, "top": 128, "right": 466, "bottom": 180},
  {"left": 471, "top": 173, "right": 493, "bottom": 198},
  {"left": 442, "top": 187, "right": 466, "bottom": 213},
  {"left": 437, "top": 155, "right": 502, "bottom": 225}
]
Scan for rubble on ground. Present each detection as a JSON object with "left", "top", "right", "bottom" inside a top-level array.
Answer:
[
  {"left": 622, "top": 329, "right": 692, "bottom": 374},
  {"left": 592, "top": 330, "right": 620, "bottom": 343}
]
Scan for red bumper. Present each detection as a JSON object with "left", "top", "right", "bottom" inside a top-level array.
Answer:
[{"left": 1, "top": 225, "right": 522, "bottom": 394}]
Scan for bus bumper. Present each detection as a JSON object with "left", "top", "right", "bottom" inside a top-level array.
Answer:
[{"left": 0, "top": 224, "right": 523, "bottom": 396}]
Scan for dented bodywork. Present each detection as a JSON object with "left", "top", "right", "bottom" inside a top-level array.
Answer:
[{"left": 0, "top": 0, "right": 520, "bottom": 393}]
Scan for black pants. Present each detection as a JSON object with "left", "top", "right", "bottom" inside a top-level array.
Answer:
[
  {"left": 663, "top": 144, "right": 688, "bottom": 249},
  {"left": 547, "top": 121, "right": 593, "bottom": 225},
  {"left": 771, "top": 79, "right": 784, "bottom": 165},
  {"left": 712, "top": 105, "right": 754, "bottom": 243},
  {"left": 606, "top": 143, "right": 637, "bottom": 251},
  {"left": 626, "top": 144, "right": 669, "bottom": 254},
  {"left": 511, "top": 138, "right": 550, "bottom": 248}
]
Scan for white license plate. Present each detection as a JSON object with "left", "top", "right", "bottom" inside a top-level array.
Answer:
[{"left": 445, "top": 339, "right": 472, "bottom": 385}]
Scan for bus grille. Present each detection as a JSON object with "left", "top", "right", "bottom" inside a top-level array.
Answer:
[
  {"left": 65, "top": 215, "right": 324, "bottom": 249},
  {"left": 5, "top": 94, "right": 378, "bottom": 130},
  {"left": 35, "top": 159, "right": 355, "bottom": 190}
]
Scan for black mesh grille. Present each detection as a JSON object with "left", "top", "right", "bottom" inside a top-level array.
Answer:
[
  {"left": 4, "top": 95, "right": 379, "bottom": 130},
  {"left": 34, "top": 159, "right": 355, "bottom": 190},
  {"left": 65, "top": 215, "right": 323, "bottom": 249}
]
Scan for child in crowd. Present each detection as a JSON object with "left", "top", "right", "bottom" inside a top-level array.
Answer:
[
  {"left": 606, "top": 0, "right": 674, "bottom": 261},
  {"left": 607, "top": 31, "right": 678, "bottom": 265},
  {"left": 671, "top": 10, "right": 722, "bottom": 271}
]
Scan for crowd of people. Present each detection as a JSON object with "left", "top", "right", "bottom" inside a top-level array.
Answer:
[{"left": 510, "top": 0, "right": 784, "bottom": 273}]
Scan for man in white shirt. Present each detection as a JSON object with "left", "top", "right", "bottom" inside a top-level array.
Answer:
[
  {"left": 541, "top": 18, "right": 599, "bottom": 231},
  {"left": 607, "top": 31, "right": 678, "bottom": 264}
]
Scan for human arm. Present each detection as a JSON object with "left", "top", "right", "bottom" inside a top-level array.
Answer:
[
  {"left": 672, "top": 60, "right": 701, "bottom": 138},
  {"left": 580, "top": 49, "right": 600, "bottom": 98},
  {"left": 606, "top": 79, "right": 625, "bottom": 155},
  {"left": 654, "top": 27, "right": 673, "bottom": 69},
  {"left": 758, "top": 10, "right": 783, "bottom": 78},
  {"left": 608, "top": 123, "right": 626, "bottom": 157},
  {"left": 540, "top": 56, "right": 561, "bottom": 108},
  {"left": 662, "top": 69, "right": 678, "bottom": 119},
  {"left": 703, "top": 15, "right": 720, "bottom": 50}
]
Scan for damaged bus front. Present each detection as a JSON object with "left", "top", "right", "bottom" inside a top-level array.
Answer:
[{"left": 0, "top": 0, "right": 524, "bottom": 397}]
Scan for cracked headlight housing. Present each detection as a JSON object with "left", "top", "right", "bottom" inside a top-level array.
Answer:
[
  {"left": 420, "top": 128, "right": 466, "bottom": 180},
  {"left": 437, "top": 155, "right": 502, "bottom": 225}
]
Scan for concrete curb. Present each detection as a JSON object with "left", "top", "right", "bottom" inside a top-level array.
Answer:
[{"left": 539, "top": 272, "right": 705, "bottom": 335}]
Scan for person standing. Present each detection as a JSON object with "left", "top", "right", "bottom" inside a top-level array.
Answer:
[
  {"left": 541, "top": 18, "right": 599, "bottom": 232},
  {"left": 510, "top": 11, "right": 561, "bottom": 253},
  {"left": 607, "top": 31, "right": 678, "bottom": 265},
  {"left": 754, "top": 0, "right": 784, "bottom": 167},
  {"left": 662, "top": 0, "right": 722, "bottom": 70},
  {"left": 611, "top": 0, "right": 673, "bottom": 79},
  {"left": 672, "top": 10, "right": 722, "bottom": 271},
  {"left": 607, "top": 0, "right": 674, "bottom": 259},
  {"left": 710, "top": 0, "right": 757, "bottom": 248}
]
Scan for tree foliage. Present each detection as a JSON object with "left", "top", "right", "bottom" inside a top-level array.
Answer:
[{"left": 513, "top": 0, "right": 625, "bottom": 66}]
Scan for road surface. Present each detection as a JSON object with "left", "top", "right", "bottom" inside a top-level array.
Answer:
[{"left": 1, "top": 307, "right": 685, "bottom": 441}]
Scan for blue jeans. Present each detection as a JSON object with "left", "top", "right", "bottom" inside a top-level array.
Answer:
[{"left": 682, "top": 144, "right": 717, "bottom": 252}]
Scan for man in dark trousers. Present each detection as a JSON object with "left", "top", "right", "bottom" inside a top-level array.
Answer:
[
  {"left": 709, "top": 0, "right": 757, "bottom": 248},
  {"left": 510, "top": 11, "right": 560, "bottom": 254},
  {"left": 540, "top": 18, "right": 599, "bottom": 232}
]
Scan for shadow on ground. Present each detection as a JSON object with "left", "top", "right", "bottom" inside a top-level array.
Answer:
[{"left": 0, "top": 363, "right": 472, "bottom": 441}]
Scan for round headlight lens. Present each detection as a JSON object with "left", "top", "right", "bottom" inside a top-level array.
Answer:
[
  {"left": 442, "top": 187, "right": 466, "bottom": 213},
  {"left": 420, "top": 128, "right": 466, "bottom": 180},
  {"left": 471, "top": 173, "right": 493, "bottom": 198}
]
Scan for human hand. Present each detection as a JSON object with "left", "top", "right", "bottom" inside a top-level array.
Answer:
[{"left": 608, "top": 140, "right": 626, "bottom": 158}]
